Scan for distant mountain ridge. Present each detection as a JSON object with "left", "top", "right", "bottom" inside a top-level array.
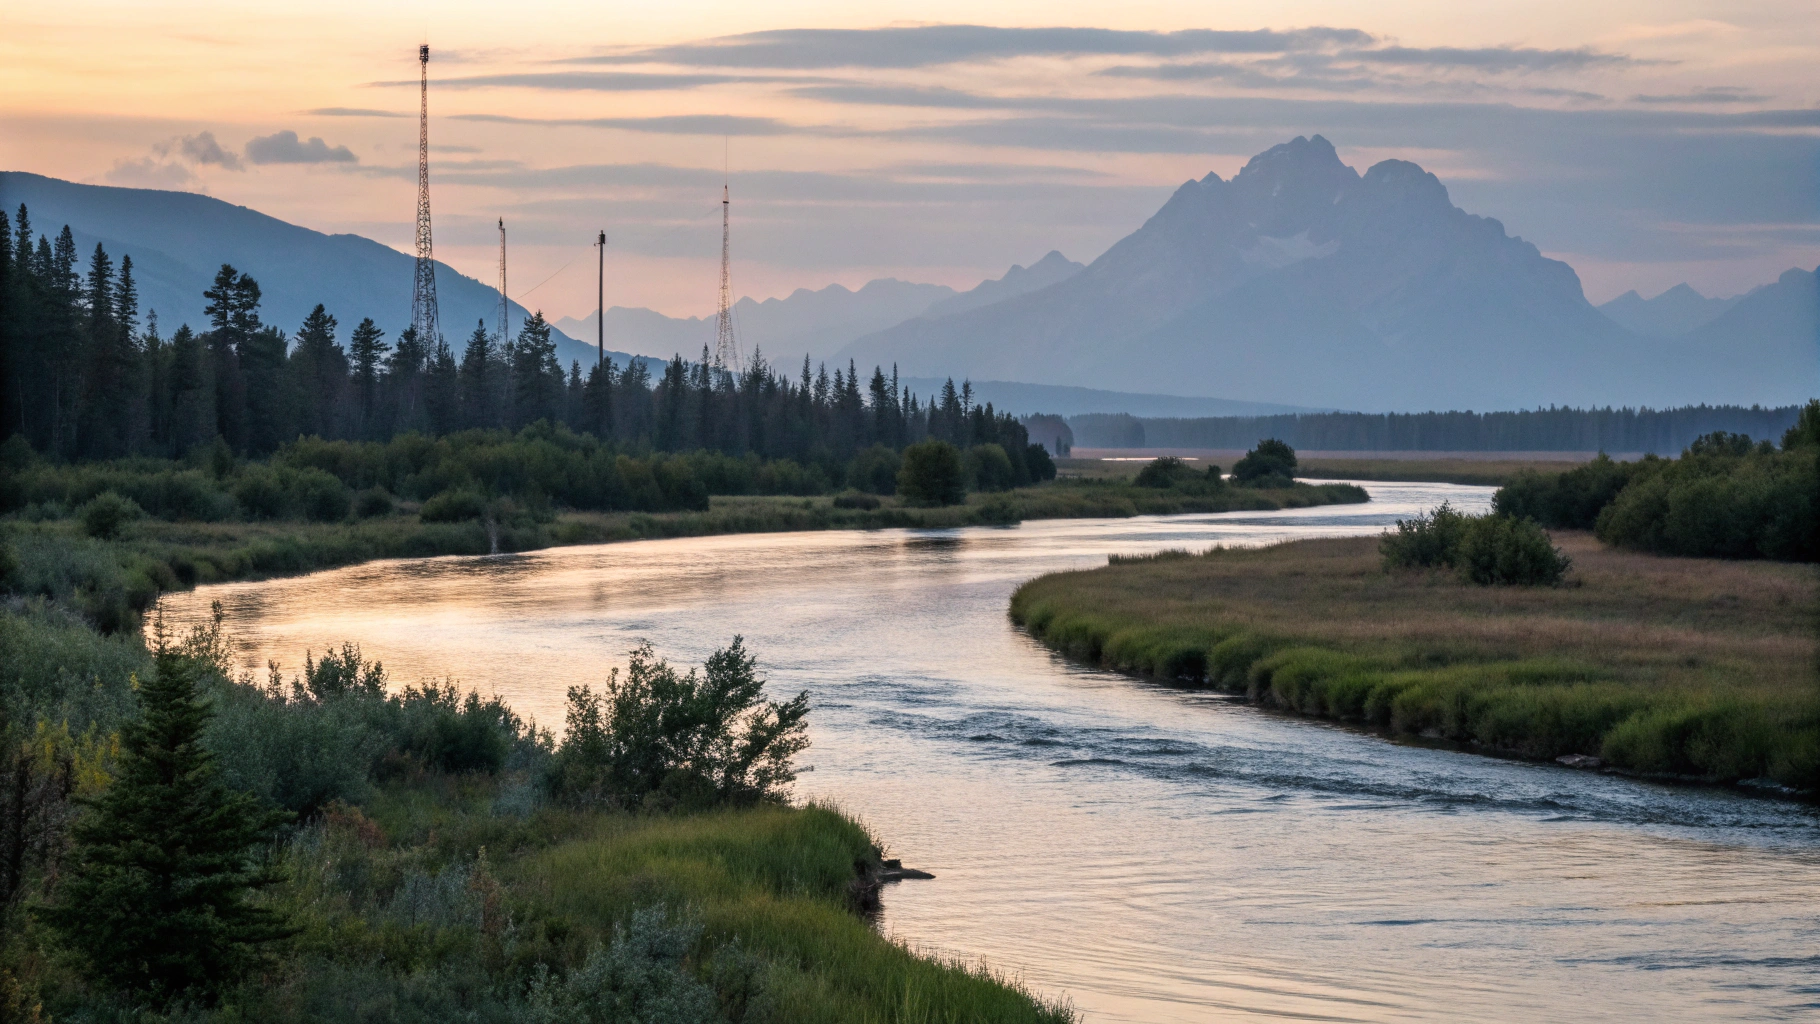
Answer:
[
  {"left": 1599, "top": 284, "right": 1742, "bottom": 337},
  {"left": 834, "top": 136, "right": 1816, "bottom": 411},
  {"left": 0, "top": 171, "right": 602, "bottom": 365}
]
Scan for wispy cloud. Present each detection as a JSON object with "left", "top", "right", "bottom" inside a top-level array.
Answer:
[
  {"left": 565, "top": 25, "right": 1376, "bottom": 70},
  {"left": 1631, "top": 86, "right": 1770, "bottom": 104},
  {"left": 307, "top": 107, "right": 411, "bottom": 118},
  {"left": 450, "top": 113, "right": 807, "bottom": 136},
  {"left": 154, "top": 130, "right": 243, "bottom": 170}
]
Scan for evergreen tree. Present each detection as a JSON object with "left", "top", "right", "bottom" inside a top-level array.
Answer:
[
  {"left": 165, "top": 324, "right": 215, "bottom": 455},
  {"left": 425, "top": 337, "right": 460, "bottom": 436},
  {"left": 202, "top": 265, "right": 250, "bottom": 451},
  {"left": 510, "top": 312, "right": 560, "bottom": 427},
  {"left": 386, "top": 326, "right": 427, "bottom": 434},
  {"left": 38, "top": 645, "right": 293, "bottom": 1005},
  {"left": 458, "top": 319, "right": 495, "bottom": 429},
  {"left": 289, "top": 304, "right": 346, "bottom": 439},
  {"left": 347, "top": 317, "right": 387, "bottom": 437}
]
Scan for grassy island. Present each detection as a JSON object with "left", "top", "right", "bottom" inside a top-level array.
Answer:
[{"left": 1011, "top": 532, "right": 1818, "bottom": 791}]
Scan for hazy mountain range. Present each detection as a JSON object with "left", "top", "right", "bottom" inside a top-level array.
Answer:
[
  {"left": 834, "top": 136, "right": 1816, "bottom": 411},
  {"left": 5, "top": 144, "right": 1813, "bottom": 414}
]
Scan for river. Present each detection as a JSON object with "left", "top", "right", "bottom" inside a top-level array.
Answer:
[{"left": 155, "top": 481, "right": 1820, "bottom": 1023}]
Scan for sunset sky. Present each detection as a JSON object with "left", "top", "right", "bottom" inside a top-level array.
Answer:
[{"left": 3, "top": 0, "right": 1816, "bottom": 320}]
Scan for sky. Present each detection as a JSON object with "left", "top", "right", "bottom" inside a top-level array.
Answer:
[{"left": 2, "top": 1, "right": 1817, "bottom": 320}]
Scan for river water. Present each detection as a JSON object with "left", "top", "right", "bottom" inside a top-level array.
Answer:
[{"left": 156, "top": 482, "right": 1820, "bottom": 1023}]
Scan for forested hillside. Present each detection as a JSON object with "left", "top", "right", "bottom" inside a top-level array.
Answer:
[{"left": 0, "top": 203, "right": 1044, "bottom": 482}]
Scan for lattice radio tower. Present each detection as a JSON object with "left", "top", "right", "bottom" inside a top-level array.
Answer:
[
  {"left": 714, "top": 179, "right": 742, "bottom": 372},
  {"left": 410, "top": 44, "right": 442, "bottom": 348},
  {"left": 495, "top": 218, "right": 507, "bottom": 341}
]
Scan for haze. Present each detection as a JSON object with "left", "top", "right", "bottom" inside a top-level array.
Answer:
[{"left": 3, "top": 0, "right": 1816, "bottom": 320}]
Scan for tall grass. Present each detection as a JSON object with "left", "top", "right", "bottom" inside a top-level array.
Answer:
[{"left": 1012, "top": 533, "right": 1820, "bottom": 790}]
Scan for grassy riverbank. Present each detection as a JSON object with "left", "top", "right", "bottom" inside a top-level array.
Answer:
[
  {"left": 4, "top": 480, "right": 1365, "bottom": 628},
  {"left": 1011, "top": 533, "right": 1819, "bottom": 791},
  {"left": 1060, "top": 455, "right": 1580, "bottom": 486}
]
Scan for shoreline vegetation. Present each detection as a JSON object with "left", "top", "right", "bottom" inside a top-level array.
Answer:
[
  {"left": 1011, "top": 532, "right": 1818, "bottom": 791},
  {"left": 1013, "top": 419, "right": 1820, "bottom": 794}
]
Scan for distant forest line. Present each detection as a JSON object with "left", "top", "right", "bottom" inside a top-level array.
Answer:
[
  {"left": 0, "top": 205, "right": 1047, "bottom": 487},
  {"left": 1069, "top": 405, "right": 1810, "bottom": 455}
]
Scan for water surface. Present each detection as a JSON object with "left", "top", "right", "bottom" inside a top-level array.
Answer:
[{"left": 158, "top": 482, "right": 1820, "bottom": 1023}]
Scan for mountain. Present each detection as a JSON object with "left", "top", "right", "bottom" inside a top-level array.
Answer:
[
  {"left": 1599, "top": 283, "right": 1741, "bottom": 337},
  {"left": 557, "top": 278, "right": 955, "bottom": 363},
  {"left": 1684, "top": 266, "right": 1818, "bottom": 383},
  {"left": 917, "top": 251, "right": 1084, "bottom": 320},
  {"left": 836, "top": 136, "right": 1814, "bottom": 411},
  {"left": 0, "top": 171, "right": 599, "bottom": 364}
]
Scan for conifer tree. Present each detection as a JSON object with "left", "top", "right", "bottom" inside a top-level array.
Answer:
[
  {"left": 289, "top": 304, "right": 346, "bottom": 439},
  {"left": 347, "top": 317, "right": 387, "bottom": 437},
  {"left": 38, "top": 645, "right": 293, "bottom": 1005}
]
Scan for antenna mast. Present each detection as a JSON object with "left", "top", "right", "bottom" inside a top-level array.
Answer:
[
  {"left": 496, "top": 218, "right": 507, "bottom": 341},
  {"left": 595, "top": 230, "right": 606, "bottom": 371},
  {"left": 410, "top": 44, "right": 441, "bottom": 348},
  {"left": 715, "top": 173, "right": 741, "bottom": 373}
]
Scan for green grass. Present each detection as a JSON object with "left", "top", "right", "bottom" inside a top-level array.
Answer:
[
  {"left": 1011, "top": 532, "right": 1820, "bottom": 791},
  {"left": 1058, "top": 456, "right": 1585, "bottom": 486},
  {"left": 222, "top": 779, "right": 1074, "bottom": 1024}
]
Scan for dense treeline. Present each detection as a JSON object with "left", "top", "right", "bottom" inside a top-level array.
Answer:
[
  {"left": 0, "top": 204, "right": 1049, "bottom": 492},
  {"left": 1071, "top": 404, "right": 1809, "bottom": 454},
  {"left": 1493, "top": 408, "right": 1820, "bottom": 561}
]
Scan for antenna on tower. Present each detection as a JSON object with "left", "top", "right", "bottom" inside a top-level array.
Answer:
[
  {"left": 496, "top": 218, "right": 507, "bottom": 342},
  {"left": 411, "top": 43, "right": 441, "bottom": 349},
  {"left": 595, "top": 229, "right": 607, "bottom": 371},
  {"left": 714, "top": 144, "right": 742, "bottom": 373}
]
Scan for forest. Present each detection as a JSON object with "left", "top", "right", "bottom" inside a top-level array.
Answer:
[
  {"left": 0, "top": 205, "right": 1048, "bottom": 492},
  {"left": 1071, "top": 404, "right": 1808, "bottom": 454}
]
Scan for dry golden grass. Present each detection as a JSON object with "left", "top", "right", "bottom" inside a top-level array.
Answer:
[{"left": 1013, "top": 533, "right": 1820, "bottom": 787}]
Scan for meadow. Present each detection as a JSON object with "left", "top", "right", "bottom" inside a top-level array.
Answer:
[{"left": 1011, "top": 532, "right": 1819, "bottom": 790}]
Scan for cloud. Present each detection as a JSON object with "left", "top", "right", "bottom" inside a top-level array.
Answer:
[
  {"left": 104, "top": 156, "right": 201, "bottom": 189},
  {"left": 244, "top": 130, "right": 358, "bottom": 164},
  {"left": 369, "top": 71, "right": 778, "bottom": 91},
  {"left": 1341, "top": 45, "right": 1636, "bottom": 72},
  {"left": 152, "top": 130, "right": 243, "bottom": 169},
  {"left": 571, "top": 25, "right": 1375, "bottom": 70},
  {"left": 306, "top": 106, "right": 411, "bottom": 118},
  {"left": 451, "top": 113, "right": 801, "bottom": 136},
  {"left": 1631, "top": 87, "right": 1770, "bottom": 104}
]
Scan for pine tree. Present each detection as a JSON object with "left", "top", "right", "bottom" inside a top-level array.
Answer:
[
  {"left": 165, "top": 324, "right": 215, "bottom": 455},
  {"left": 38, "top": 645, "right": 293, "bottom": 1005},
  {"left": 289, "top": 304, "right": 346, "bottom": 439},
  {"left": 347, "top": 317, "right": 387, "bottom": 437},
  {"left": 425, "top": 337, "right": 460, "bottom": 436},
  {"left": 202, "top": 264, "right": 249, "bottom": 451},
  {"left": 458, "top": 319, "right": 495, "bottom": 429}
]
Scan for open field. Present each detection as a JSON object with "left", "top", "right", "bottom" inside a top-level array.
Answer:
[
  {"left": 1011, "top": 532, "right": 1820, "bottom": 790},
  {"left": 1062, "top": 452, "right": 1598, "bottom": 486}
]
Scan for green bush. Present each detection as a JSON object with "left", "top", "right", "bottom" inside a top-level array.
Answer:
[
  {"left": 1594, "top": 447, "right": 1816, "bottom": 561},
  {"left": 831, "top": 492, "right": 880, "bottom": 510},
  {"left": 233, "top": 467, "right": 291, "bottom": 519},
  {"left": 965, "top": 443, "right": 1015, "bottom": 492},
  {"left": 1455, "top": 514, "right": 1573, "bottom": 585},
  {"left": 1232, "top": 439, "right": 1296, "bottom": 486},
  {"left": 549, "top": 638, "right": 808, "bottom": 809},
  {"left": 897, "top": 440, "right": 966, "bottom": 506},
  {"left": 354, "top": 487, "right": 395, "bottom": 518},
  {"left": 1782, "top": 399, "right": 1820, "bottom": 450},
  {"left": 523, "top": 908, "right": 720, "bottom": 1024},
  {"left": 77, "top": 491, "right": 143, "bottom": 540},
  {"left": 294, "top": 468, "right": 352, "bottom": 522},
  {"left": 1379, "top": 501, "right": 1469, "bottom": 570},
  {"left": 1025, "top": 442, "right": 1057, "bottom": 482},
  {"left": 1133, "top": 456, "right": 1192, "bottom": 488},
  {"left": 420, "top": 488, "right": 488, "bottom": 523},
  {"left": 846, "top": 444, "right": 901, "bottom": 495},
  {"left": 1494, "top": 453, "right": 1644, "bottom": 529}
]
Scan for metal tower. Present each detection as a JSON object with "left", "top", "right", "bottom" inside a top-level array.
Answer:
[
  {"left": 410, "top": 44, "right": 441, "bottom": 348},
  {"left": 714, "top": 182, "right": 741, "bottom": 372},
  {"left": 595, "top": 229, "right": 606, "bottom": 370},
  {"left": 495, "top": 218, "right": 507, "bottom": 341}
]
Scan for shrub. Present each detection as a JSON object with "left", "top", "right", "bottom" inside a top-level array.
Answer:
[
  {"left": 1594, "top": 447, "right": 1816, "bottom": 561},
  {"left": 1232, "top": 439, "right": 1296, "bottom": 486},
  {"left": 523, "top": 908, "right": 720, "bottom": 1024},
  {"left": 549, "top": 638, "right": 809, "bottom": 808},
  {"left": 1380, "top": 501, "right": 1469, "bottom": 570},
  {"left": 1494, "top": 454, "right": 1644, "bottom": 529},
  {"left": 1133, "top": 456, "right": 1192, "bottom": 488},
  {"left": 354, "top": 487, "right": 395, "bottom": 518},
  {"left": 77, "top": 491, "right": 143, "bottom": 540},
  {"left": 846, "top": 444, "right": 901, "bottom": 495},
  {"left": 1455, "top": 515, "right": 1573, "bottom": 585},
  {"left": 294, "top": 468, "right": 352, "bottom": 522},
  {"left": 1025, "top": 442, "right": 1057, "bottom": 481},
  {"left": 831, "top": 492, "right": 880, "bottom": 510},
  {"left": 1782, "top": 399, "right": 1820, "bottom": 450},
  {"left": 233, "top": 467, "right": 291, "bottom": 519},
  {"left": 965, "top": 443, "right": 1015, "bottom": 492},
  {"left": 896, "top": 440, "right": 965, "bottom": 506},
  {"left": 420, "top": 488, "right": 488, "bottom": 522}
]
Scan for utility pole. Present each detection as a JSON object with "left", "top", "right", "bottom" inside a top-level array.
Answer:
[
  {"left": 715, "top": 180, "right": 740, "bottom": 373},
  {"left": 496, "top": 218, "right": 507, "bottom": 342},
  {"left": 410, "top": 43, "right": 441, "bottom": 349},
  {"left": 595, "top": 229, "right": 606, "bottom": 371}
]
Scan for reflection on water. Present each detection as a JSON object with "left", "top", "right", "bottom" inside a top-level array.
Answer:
[{"left": 156, "top": 483, "right": 1820, "bottom": 1023}]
